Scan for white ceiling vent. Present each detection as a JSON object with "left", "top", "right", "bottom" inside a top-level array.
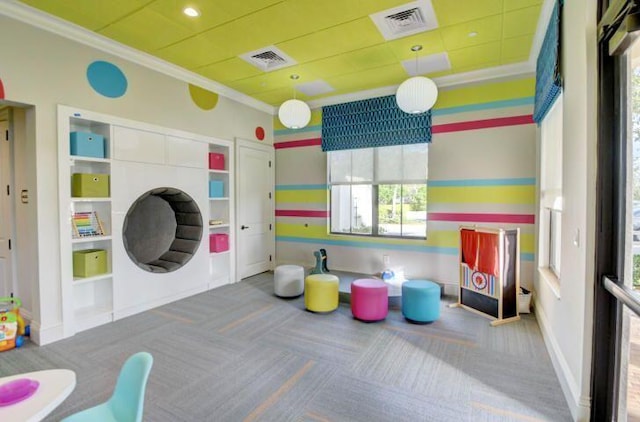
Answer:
[
  {"left": 239, "top": 45, "right": 296, "bottom": 72},
  {"left": 370, "top": 0, "right": 438, "bottom": 40},
  {"left": 295, "top": 80, "right": 335, "bottom": 97},
  {"left": 401, "top": 52, "right": 451, "bottom": 76}
]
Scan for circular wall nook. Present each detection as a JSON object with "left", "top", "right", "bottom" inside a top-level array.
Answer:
[{"left": 123, "top": 187, "right": 202, "bottom": 273}]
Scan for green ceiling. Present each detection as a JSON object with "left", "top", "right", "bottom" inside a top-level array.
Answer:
[{"left": 19, "top": 0, "right": 543, "bottom": 106}]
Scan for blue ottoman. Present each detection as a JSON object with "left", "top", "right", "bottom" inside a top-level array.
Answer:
[{"left": 402, "top": 280, "right": 441, "bottom": 323}]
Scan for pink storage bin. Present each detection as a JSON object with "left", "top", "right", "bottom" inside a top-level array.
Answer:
[
  {"left": 209, "top": 233, "right": 229, "bottom": 253},
  {"left": 209, "top": 153, "right": 225, "bottom": 170}
]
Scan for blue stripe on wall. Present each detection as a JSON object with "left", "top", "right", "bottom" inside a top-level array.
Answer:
[
  {"left": 432, "top": 97, "right": 535, "bottom": 117},
  {"left": 276, "top": 236, "right": 533, "bottom": 262},
  {"left": 276, "top": 236, "right": 457, "bottom": 254},
  {"left": 276, "top": 184, "right": 329, "bottom": 191},
  {"left": 428, "top": 178, "right": 536, "bottom": 187},
  {"left": 274, "top": 125, "right": 322, "bottom": 137},
  {"left": 276, "top": 236, "right": 535, "bottom": 262},
  {"left": 275, "top": 179, "right": 535, "bottom": 191}
]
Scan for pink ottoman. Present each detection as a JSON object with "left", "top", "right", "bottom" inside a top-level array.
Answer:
[{"left": 350, "top": 278, "right": 389, "bottom": 322}]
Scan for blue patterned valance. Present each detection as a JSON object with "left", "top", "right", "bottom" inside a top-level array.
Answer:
[
  {"left": 533, "top": 0, "right": 562, "bottom": 123},
  {"left": 321, "top": 95, "right": 432, "bottom": 152}
]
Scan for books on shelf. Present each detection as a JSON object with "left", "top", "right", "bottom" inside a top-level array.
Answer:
[{"left": 72, "top": 211, "right": 105, "bottom": 238}]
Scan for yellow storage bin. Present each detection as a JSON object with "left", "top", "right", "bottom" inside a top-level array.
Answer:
[
  {"left": 72, "top": 173, "right": 110, "bottom": 198},
  {"left": 73, "top": 249, "right": 107, "bottom": 278}
]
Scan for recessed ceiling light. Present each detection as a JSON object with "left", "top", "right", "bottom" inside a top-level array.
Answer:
[
  {"left": 183, "top": 7, "right": 200, "bottom": 17},
  {"left": 468, "top": 31, "right": 478, "bottom": 37}
]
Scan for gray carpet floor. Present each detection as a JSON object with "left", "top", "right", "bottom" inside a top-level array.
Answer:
[{"left": 0, "top": 272, "right": 572, "bottom": 421}]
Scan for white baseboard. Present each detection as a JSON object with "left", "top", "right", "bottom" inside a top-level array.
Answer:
[
  {"left": 112, "top": 283, "right": 209, "bottom": 321},
  {"left": 29, "top": 321, "right": 64, "bottom": 346},
  {"left": 534, "top": 297, "right": 591, "bottom": 421}
]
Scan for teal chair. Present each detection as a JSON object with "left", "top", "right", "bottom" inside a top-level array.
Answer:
[{"left": 62, "top": 352, "right": 153, "bottom": 422}]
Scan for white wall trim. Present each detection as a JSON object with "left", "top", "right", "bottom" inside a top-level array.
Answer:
[
  {"left": 0, "top": 0, "right": 274, "bottom": 114},
  {"left": 0, "top": 0, "right": 545, "bottom": 116},
  {"left": 534, "top": 297, "right": 591, "bottom": 421},
  {"left": 307, "top": 61, "right": 535, "bottom": 110},
  {"left": 113, "top": 283, "right": 209, "bottom": 321},
  {"left": 29, "top": 321, "right": 64, "bottom": 346},
  {"left": 529, "top": 0, "right": 557, "bottom": 64}
]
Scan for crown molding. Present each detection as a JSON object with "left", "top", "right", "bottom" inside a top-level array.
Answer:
[
  {"left": 0, "top": 0, "right": 545, "bottom": 116},
  {"left": 306, "top": 61, "right": 534, "bottom": 110},
  {"left": 529, "top": 0, "right": 557, "bottom": 65},
  {"left": 434, "top": 61, "right": 535, "bottom": 90},
  {"left": 0, "top": 0, "right": 274, "bottom": 114},
  {"left": 306, "top": 85, "right": 398, "bottom": 109}
]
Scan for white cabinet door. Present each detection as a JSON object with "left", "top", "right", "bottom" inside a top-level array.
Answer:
[
  {"left": 165, "top": 136, "right": 207, "bottom": 168},
  {"left": 113, "top": 126, "right": 165, "bottom": 164}
]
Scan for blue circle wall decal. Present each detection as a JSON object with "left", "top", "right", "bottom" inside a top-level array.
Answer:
[{"left": 86, "top": 61, "right": 128, "bottom": 98}]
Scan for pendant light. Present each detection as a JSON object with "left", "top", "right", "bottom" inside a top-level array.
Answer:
[
  {"left": 278, "top": 74, "right": 311, "bottom": 129},
  {"left": 395, "top": 45, "right": 438, "bottom": 114}
]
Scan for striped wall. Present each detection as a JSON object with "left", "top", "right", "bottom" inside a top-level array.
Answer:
[{"left": 274, "top": 78, "right": 537, "bottom": 289}]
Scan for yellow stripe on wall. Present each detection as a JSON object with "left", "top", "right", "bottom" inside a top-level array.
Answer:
[
  {"left": 428, "top": 186, "right": 535, "bottom": 204},
  {"left": 435, "top": 78, "right": 535, "bottom": 109},
  {"left": 276, "top": 186, "right": 534, "bottom": 205},
  {"left": 274, "top": 109, "right": 322, "bottom": 130},
  {"left": 275, "top": 223, "right": 535, "bottom": 253},
  {"left": 276, "top": 189, "right": 327, "bottom": 204}
]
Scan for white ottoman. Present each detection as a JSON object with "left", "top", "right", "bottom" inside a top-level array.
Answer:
[{"left": 274, "top": 265, "right": 305, "bottom": 297}]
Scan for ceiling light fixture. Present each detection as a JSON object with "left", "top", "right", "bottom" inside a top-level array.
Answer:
[
  {"left": 395, "top": 45, "right": 438, "bottom": 114},
  {"left": 468, "top": 31, "right": 478, "bottom": 37},
  {"left": 278, "top": 75, "right": 311, "bottom": 129},
  {"left": 183, "top": 7, "right": 200, "bottom": 17}
]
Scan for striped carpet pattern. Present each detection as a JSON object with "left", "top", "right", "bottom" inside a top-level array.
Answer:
[{"left": 0, "top": 273, "right": 571, "bottom": 421}]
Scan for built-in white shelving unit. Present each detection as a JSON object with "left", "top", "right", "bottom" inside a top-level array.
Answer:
[{"left": 58, "top": 105, "right": 235, "bottom": 339}]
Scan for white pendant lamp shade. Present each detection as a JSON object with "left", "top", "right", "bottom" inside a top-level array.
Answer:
[
  {"left": 395, "top": 76, "right": 438, "bottom": 114},
  {"left": 278, "top": 99, "right": 311, "bottom": 129}
]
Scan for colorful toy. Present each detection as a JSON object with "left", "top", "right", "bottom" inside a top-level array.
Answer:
[{"left": 0, "top": 297, "right": 27, "bottom": 352}]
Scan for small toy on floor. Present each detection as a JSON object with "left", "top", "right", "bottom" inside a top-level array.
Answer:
[
  {"left": 0, "top": 296, "right": 28, "bottom": 352},
  {"left": 310, "top": 249, "right": 330, "bottom": 275}
]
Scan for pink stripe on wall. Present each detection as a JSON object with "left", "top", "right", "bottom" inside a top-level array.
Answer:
[
  {"left": 274, "top": 116, "right": 533, "bottom": 149},
  {"left": 274, "top": 138, "right": 322, "bottom": 149},
  {"left": 432, "top": 115, "right": 533, "bottom": 134},
  {"left": 428, "top": 212, "right": 535, "bottom": 224},
  {"left": 276, "top": 210, "right": 329, "bottom": 218}
]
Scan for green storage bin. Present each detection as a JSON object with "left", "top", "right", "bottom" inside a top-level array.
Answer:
[
  {"left": 73, "top": 249, "right": 107, "bottom": 278},
  {"left": 72, "top": 173, "right": 110, "bottom": 198}
]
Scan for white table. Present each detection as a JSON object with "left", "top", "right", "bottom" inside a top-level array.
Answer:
[{"left": 0, "top": 369, "right": 76, "bottom": 422}]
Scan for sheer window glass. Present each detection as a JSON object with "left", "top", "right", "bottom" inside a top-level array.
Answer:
[{"left": 329, "top": 144, "right": 428, "bottom": 238}]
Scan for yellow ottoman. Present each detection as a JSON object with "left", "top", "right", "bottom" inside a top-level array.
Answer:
[{"left": 305, "top": 274, "right": 339, "bottom": 313}]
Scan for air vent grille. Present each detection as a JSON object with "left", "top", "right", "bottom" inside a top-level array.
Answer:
[
  {"left": 239, "top": 46, "right": 296, "bottom": 72},
  {"left": 385, "top": 8, "right": 425, "bottom": 34},
  {"left": 370, "top": 0, "right": 438, "bottom": 40},
  {"left": 251, "top": 51, "right": 287, "bottom": 70}
]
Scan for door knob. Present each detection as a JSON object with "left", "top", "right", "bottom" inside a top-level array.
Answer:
[{"left": 241, "top": 225, "right": 249, "bottom": 230}]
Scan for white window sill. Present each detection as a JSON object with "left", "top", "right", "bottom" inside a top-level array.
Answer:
[{"left": 538, "top": 267, "right": 561, "bottom": 299}]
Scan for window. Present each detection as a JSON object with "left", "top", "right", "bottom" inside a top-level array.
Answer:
[
  {"left": 328, "top": 144, "right": 428, "bottom": 238},
  {"left": 539, "top": 94, "right": 563, "bottom": 279}
]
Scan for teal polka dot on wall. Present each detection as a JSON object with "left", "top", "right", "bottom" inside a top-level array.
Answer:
[{"left": 86, "top": 61, "right": 128, "bottom": 98}]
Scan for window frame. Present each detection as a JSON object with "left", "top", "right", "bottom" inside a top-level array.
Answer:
[
  {"left": 538, "top": 93, "right": 563, "bottom": 286},
  {"left": 328, "top": 145, "right": 428, "bottom": 240}
]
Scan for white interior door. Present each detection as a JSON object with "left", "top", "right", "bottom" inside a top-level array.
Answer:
[
  {"left": 0, "top": 119, "right": 14, "bottom": 297},
  {"left": 236, "top": 140, "right": 274, "bottom": 279}
]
